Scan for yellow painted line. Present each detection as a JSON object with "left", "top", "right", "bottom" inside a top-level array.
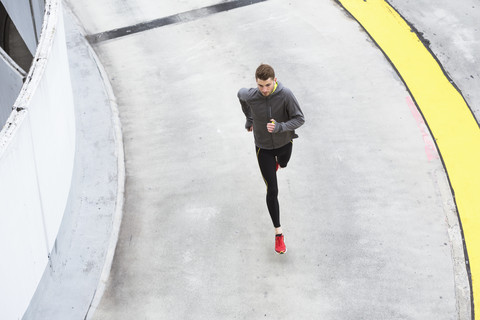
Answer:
[{"left": 337, "top": 0, "right": 480, "bottom": 314}]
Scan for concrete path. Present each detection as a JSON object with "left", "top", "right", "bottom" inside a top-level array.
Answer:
[{"left": 60, "top": 0, "right": 479, "bottom": 319}]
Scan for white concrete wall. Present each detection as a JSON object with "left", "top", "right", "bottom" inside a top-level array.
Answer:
[
  {"left": 0, "top": 0, "right": 75, "bottom": 319},
  {"left": 0, "top": 47, "right": 25, "bottom": 124}
]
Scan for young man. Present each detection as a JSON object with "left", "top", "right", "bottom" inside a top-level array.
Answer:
[{"left": 237, "top": 64, "right": 305, "bottom": 254}]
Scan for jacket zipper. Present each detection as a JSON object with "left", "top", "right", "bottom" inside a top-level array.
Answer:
[{"left": 267, "top": 97, "right": 275, "bottom": 148}]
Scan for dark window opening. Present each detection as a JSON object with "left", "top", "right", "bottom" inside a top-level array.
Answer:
[{"left": 0, "top": 2, "right": 34, "bottom": 72}]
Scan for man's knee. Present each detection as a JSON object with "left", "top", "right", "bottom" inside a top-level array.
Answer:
[{"left": 267, "top": 187, "right": 278, "bottom": 199}]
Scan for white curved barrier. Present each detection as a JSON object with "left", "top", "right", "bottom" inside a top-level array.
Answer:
[{"left": 0, "top": 0, "right": 75, "bottom": 318}]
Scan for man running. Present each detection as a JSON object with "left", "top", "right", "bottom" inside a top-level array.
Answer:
[{"left": 237, "top": 64, "right": 305, "bottom": 254}]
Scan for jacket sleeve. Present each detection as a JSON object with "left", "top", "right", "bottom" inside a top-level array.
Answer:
[
  {"left": 237, "top": 88, "right": 254, "bottom": 129},
  {"left": 274, "top": 89, "right": 305, "bottom": 133}
]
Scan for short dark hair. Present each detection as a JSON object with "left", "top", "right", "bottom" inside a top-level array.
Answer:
[{"left": 255, "top": 64, "right": 275, "bottom": 81}]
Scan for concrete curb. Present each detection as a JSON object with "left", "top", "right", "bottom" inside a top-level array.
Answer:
[
  {"left": 21, "top": 2, "right": 126, "bottom": 318},
  {"left": 61, "top": 4, "right": 127, "bottom": 319},
  {"left": 81, "top": 26, "right": 126, "bottom": 320}
]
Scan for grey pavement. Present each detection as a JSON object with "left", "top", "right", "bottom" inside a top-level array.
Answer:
[{"left": 34, "top": 0, "right": 480, "bottom": 318}]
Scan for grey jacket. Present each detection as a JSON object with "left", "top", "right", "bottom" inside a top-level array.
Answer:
[{"left": 238, "top": 82, "right": 305, "bottom": 149}]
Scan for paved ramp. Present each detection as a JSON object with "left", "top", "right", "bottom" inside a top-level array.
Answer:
[{"left": 62, "top": 0, "right": 478, "bottom": 319}]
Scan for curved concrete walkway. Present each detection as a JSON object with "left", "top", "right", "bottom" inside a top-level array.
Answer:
[{"left": 60, "top": 0, "right": 478, "bottom": 319}]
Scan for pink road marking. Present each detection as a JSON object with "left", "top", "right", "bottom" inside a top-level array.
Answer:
[{"left": 406, "top": 96, "right": 439, "bottom": 161}]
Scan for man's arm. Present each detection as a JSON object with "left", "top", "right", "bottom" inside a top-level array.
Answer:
[
  {"left": 238, "top": 88, "right": 254, "bottom": 131},
  {"left": 273, "top": 89, "right": 305, "bottom": 133}
]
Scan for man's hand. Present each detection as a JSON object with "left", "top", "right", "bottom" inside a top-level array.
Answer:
[
  {"left": 267, "top": 119, "right": 276, "bottom": 133},
  {"left": 247, "top": 126, "right": 253, "bottom": 132}
]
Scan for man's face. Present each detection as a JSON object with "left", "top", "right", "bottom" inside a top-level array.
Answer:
[{"left": 256, "top": 77, "right": 277, "bottom": 96}]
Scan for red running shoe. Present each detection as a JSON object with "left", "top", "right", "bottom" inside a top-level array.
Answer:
[{"left": 275, "top": 234, "right": 287, "bottom": 254}]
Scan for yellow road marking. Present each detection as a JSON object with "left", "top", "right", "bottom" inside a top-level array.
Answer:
[{"left": 337, "top": 0, "right": 480, "bottom": 314}]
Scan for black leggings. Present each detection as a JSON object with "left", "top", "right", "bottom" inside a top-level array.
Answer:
[{"left": 256, "top": 142, "right": 293, "bottom": 228}]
